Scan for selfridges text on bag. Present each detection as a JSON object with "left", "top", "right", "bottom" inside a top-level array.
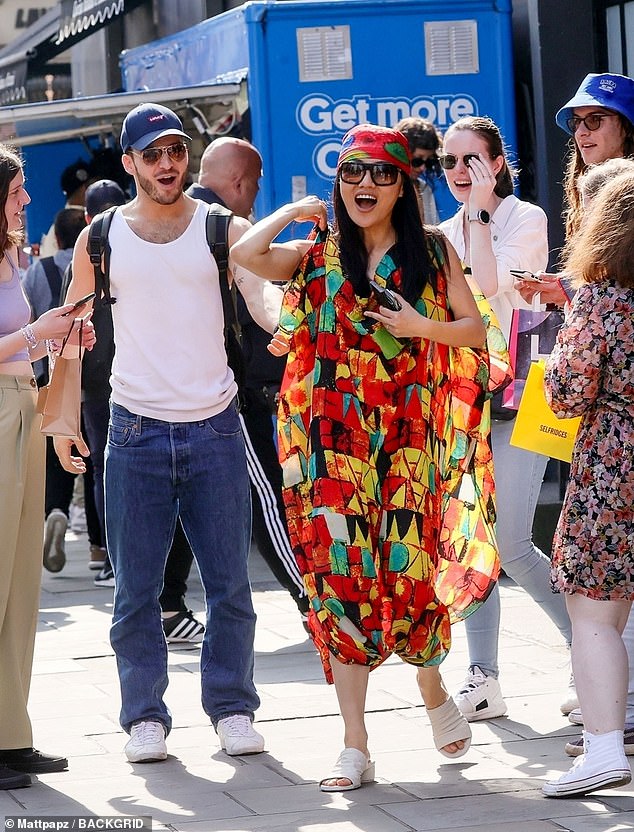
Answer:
[{"left": 509, "top": 360, "right": 581, "bottom": 463}]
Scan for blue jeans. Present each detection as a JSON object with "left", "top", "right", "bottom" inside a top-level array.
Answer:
[
  {"left": 105, "top": 400, "right": 259, "bottom": 733},
  {"left": 464, "top": 419, "right": 572, "bottom": 678}
]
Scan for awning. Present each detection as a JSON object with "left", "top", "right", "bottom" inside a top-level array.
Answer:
[
  {"left": 0, "top": 56, "right": 28, "bottom": 105},
  {"left": 0, "top": 0, "right": 151, "bottom": 105},
  {"left": 57, "top": 0, "right": 148, "bottom": 47},
  {"left": 0, "top": 79, "right": 245, "bottom": 146}
]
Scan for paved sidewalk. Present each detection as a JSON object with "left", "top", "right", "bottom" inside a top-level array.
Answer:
[{"left": 1, "top": 531, "right": 632, "bottom": 832}]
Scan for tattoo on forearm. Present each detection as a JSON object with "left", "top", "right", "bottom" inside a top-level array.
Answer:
[{"left": 232, "top": 265, "right": 244, "bottom": 287}]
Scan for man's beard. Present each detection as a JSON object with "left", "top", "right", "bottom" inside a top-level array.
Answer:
[{"left": 134, "top": 165, "right": 187, "bottom": 205}]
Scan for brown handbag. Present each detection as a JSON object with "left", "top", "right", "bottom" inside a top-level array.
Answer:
[{"left": 37, "top": 319, "right": 83, "bottom": 439}]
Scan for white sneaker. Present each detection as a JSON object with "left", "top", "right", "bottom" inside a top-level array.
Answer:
[
  {"left": 125, "top": 720, "right": 167, "bottom": 763},
  {"left": 217, "top": 715, "right": 265, "bottom": 756},
  {"left": 560, "top": 668, "right": 579, "bottom": 715},
  {"left": 68, "top": 502, "right": 87, "bottom": 534},
  {"left": 568, "top": 707, "right": 584, "bottom": 726},
  {"left": 43, "top": 509, "right": 67, "bottom": 573},
  {"left": 455, "top": 665, "right": 508, "bottom": 722},
  {"left": 543, "top": 752, "right": 631, "bottom": 797}
]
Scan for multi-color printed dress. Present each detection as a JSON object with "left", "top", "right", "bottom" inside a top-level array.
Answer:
[
  {"left": 277, "top": 228, "right": 506, "bottom": 682},
  {"left": 545, "top": 281, "right": 634, "bottom": 600}
]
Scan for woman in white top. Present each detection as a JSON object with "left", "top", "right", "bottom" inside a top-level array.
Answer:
[{"left": 438, "top": 116, "right": 575, "bottom": 722}]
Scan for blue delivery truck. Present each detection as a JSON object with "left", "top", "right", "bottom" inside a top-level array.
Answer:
[
  {"left": 0, "top": 0, "right": 517, "bottom": 243},
  {"left": 120, "top": 0, "right": 517, "bottom": 221}
]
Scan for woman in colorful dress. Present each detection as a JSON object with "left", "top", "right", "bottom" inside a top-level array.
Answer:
[
  {"left": 231, "top": 124, "right": 506, "bottom": 790},
  {"left": 542, "top": 169, "right": 634, "bottom": 798}
]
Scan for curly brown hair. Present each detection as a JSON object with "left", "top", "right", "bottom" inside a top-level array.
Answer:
[
  {"left": 563, "top": 169, "right": 634, "bottom": 288},
  {"left": 0, "top": 145, "right": 25, "bottom": 259}
]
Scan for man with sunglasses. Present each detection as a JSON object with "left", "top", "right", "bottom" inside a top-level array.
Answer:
[
  {"left": 55, "top": 103, "right": 265, "bottom": 765},
  {"left": 396, "top": 116, "right": 457, "bottom": 224}
]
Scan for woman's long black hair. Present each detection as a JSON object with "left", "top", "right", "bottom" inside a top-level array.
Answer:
[{"left": 332, "top": 172, "right": 443, "bottom": 306}]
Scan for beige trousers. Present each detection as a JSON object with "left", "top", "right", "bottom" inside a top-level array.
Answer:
[{"left": 0, "top": 375, "right": 45, "bottom": 749}]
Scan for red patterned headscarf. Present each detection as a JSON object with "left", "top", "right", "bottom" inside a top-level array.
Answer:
[{"left": 337, "top": 124, "right": 411, "bottom": 176}]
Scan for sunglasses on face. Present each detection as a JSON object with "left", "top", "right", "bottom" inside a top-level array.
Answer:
[
  {"left": 132, "top": 141, "right": 188, "bottom": 165},
  {"left": 566, "top": 112, "right": 617, "bottom": 133},
  {"left": 339, "top": 161, "right": 401, "bottom": 186},
  {"left": 411, "top": 156, "right": 436, "bottom": 169},
  {"left": 438, "top": 153, "right": 481, "bottom": 170}
]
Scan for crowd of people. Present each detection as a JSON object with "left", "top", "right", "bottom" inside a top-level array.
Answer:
[{"left": 0, "top": 70, "right": 631, "bottom": 803}]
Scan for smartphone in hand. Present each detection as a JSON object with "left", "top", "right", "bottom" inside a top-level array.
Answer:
[
  {"left": 62, "top": 292, "right": 96, "bottom": 315},
  {"left": 509, "top": 269, "right": 543, "bottom": 283},
  {"left": 369, "top": 279, "right": 402, "bottom": 311}
]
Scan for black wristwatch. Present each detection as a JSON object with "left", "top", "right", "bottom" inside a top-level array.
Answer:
[{"left": 467, "top": 209, "right": 490, "bottom": 225}]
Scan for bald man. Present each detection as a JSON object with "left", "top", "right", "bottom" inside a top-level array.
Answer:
[
  {"left": 188, "top": 137, "right": 262, "bottom": 220},
  {"left": 186, "top": 138, "right": 310, "bottom": 624}
]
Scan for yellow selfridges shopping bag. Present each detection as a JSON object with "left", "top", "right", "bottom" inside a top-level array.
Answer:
[{"left": 510, "top": 360, "right": 581, "bottom": 463}]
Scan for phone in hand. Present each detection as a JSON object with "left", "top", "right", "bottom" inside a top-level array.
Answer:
[
  {"left": 62, "top": 292, "right": 96, "bottom": 315},
  {"left": 558, "top": 276, "right": 576, "bottom": 302},
  {"left": 510, "top": 269, "right": 543, "bottom": 283},
  {"left": 369, "top": 279, "right": 402, "bottom": 311}
]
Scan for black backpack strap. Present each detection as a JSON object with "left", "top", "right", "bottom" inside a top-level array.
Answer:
[
  {"left": 205, "top": 203, "right": 241, "bottom": 344},
  {"left": 87, "top": 206, "right": 118, "bottom": 304},
  {"left": 40, "top": 256, "right": 63, "bottom": 305}
]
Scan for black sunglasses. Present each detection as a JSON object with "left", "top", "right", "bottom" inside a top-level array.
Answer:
[
  {"left": 438, "top": 153, "right": 480, "bottom": 170},
  {"left": 132, "top": 141, "right": 188, "bottom": 165},
  {"left": 339, "top": 161, "right": 401, "bottom": 186},
  {"left": 566, "top": 112, "right": 617, "bottom": 133},
  {"left": 411, "top": 156, "right": 436, "bottom": 169}
]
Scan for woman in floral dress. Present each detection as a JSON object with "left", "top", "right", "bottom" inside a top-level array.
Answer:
[
  {"left": 543, "top": 169, "right": 634, "bottom": 798},
  {"left": 232, "top": 124, "right": 509, "bottom": 791}
]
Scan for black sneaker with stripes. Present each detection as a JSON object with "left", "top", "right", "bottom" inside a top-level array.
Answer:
[{"left": 162, "top": 610, "right": 205, "bottom": 644}]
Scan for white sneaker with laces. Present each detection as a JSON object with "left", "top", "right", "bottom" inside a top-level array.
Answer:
[
  {"left": 455, "top": 665, "right": 508, "bottom": 722},
  {"left": 543, "top": 750, "right": 631, "bottom": 797},
  {"left": 125, "top": 720, "right": 167, "bottom": 763},
  {"left": 217, "top": 715, "right": 265, "bottom": 756}
]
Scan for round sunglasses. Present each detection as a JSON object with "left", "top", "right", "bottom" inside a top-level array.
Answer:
[
  {"left": 131, "top": 141, "right": 189, "bottom": 165},
  {"left": 438, "top": 153, "right": 481, "bottom": 170},
  {"left": 339, "top": 161, "right": 401, "bottom": 186}
]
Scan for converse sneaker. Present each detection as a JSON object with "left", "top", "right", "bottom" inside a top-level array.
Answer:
[
  {"left": 124, "top": 720, "right": 167, "bottom": 763},
  {"left": 162, "top": 610, "right": 205, "bottom": 644},
  {"left": 217, "top": 715, "right": 265, "bottom": 756},
  {"left": 43, "top": 509, "right": 67, "bottom": 573},
  {"left": 568, "top": 707, "right": 584, "bottom": 726},
  {"left": 543, "top": 751, "right": 631, "bottom": 797},
  {"left": 455, "top": 665, "right": 508, "bottom": 722}
]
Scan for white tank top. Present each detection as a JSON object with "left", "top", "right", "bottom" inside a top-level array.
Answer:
[{"left": 108, "top": 201, "right": 236, "bottom": 421}]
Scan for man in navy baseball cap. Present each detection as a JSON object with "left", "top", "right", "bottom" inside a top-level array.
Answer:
[
  {"left": 84, "top": 179, "right": 126, "bottom": 218},
  {"left": 120, "top": 102, "right": 190, "bottom": 152},
  {"left": 556, "top": 73, "right": 634, "bottom": 134}
]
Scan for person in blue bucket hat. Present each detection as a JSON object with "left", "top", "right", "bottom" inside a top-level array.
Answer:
[
  {"left": 557, "top": 73, "right": 634, "bottom": 239},
  {"left": 516, "top": 71, "right": 634, "bottom": 309}
]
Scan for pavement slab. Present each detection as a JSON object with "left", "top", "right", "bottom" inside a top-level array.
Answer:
[{"left": 0, "top": 531, "right": 630, "bottom": 832}]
